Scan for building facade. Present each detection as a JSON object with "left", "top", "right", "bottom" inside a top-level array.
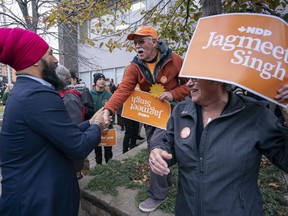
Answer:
[{"left": 77, "top": 0, "right": 170, "bottom": 88}]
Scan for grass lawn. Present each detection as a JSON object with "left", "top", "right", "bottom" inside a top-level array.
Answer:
[
  {"left": 0, "top": 105, "right": 4, "bottom": 116},
  {"left": 87, "top": 149, "right": 288, "bottom": 216},
  {"left": 0, "top": 105, "right": 5, "bottom": 130}
]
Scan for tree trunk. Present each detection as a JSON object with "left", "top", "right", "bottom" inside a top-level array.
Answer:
[
  {"left": 58, "top": 23, "right": 79, "bottom": 72},
  {"left": 202, "top": 0, "right": 222, "bottom": 17}
]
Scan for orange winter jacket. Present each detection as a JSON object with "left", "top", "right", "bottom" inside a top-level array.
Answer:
[{"left": 104, "top": 40, "right": 190, "bottom": 114}]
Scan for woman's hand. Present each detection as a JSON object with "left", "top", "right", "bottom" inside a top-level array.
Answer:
[
  {"left": 275, "top": 84, "right": 288, "bottom": 124},
  {"left": 149, "top": 148, "right": 172, "bottom": 176}
]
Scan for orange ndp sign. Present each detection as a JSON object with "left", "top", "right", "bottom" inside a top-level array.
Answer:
[
  {"left": 121, "top": 90, "right": 171, "bottom": 129},
  {"left": 180, "top": 13, "right": 288, "bottom": 108},
  {"left": 99, "top": 129, "right": 117, "bottom": 146}
]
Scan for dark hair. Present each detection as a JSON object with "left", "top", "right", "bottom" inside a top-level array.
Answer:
[
  {"left": 93, "top": 73, "right": 106, "bottom": 84},
  {"left": 70, "top": 70, "right": 78, "bottom": 79},
  {"left": 70, "top": 70, "right": 80, "bottom": 84}
]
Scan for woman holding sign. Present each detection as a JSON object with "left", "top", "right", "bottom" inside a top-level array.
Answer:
[{"left": 149, "top": 78, "right": 288, "bottom": 216}]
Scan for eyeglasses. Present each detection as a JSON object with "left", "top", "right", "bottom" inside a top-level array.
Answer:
[
  {"left": 190, "top": 78, "right": 198, "bottom": 83},
  {"left": 133, "top": 37, "right": 152, "bottom": 46}
]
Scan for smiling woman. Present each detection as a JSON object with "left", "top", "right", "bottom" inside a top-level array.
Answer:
[{"left": 149, "top": 76, "right": 288, "bottom": 216}]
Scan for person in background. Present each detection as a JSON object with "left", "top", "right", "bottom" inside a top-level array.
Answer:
[
  {"left": 149, "top": 78, "right": 288, "bottom": 216},
  {"left": 137, "top": 123, "right": 145, "bottom": 140},
  {"left": 56, "top": 64, "right": 85, "bottom": 179},
  {"left": 122, "top": 117, "right": 140, "bottom": 154},
  {"left": 68, "top": 70, "right": 94, "bottom": 174},
  {"left": 0, "top": 27, "right": 108, "bottom": 216},
  {"left": 115, "top": 82, "right": 125, "bottom": 131},
  {"left": 116, "top": 104, "right": 125, "bottom": 131},
  {"left": 1, "top": 83, "right": 13, "bottom": 105},
  {"left": 69, "top": 69, "right": 94, "bottom": 120},
  {"left": 109, "top": 78, "right": 117, "bottom": 93},
  {"left": 102, "top": 26, "right": 190, "bottom": 212},
  {"left": 0, "top": 81, "right": 5, "bottom": 100},
  {"left": 104, "top": 78, "right": 111, "bottom": 92},
  {"left": 90, "top": 73, "right": 113, "bottom": 165}
]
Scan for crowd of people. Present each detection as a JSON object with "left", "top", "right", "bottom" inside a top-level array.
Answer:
[
  {"left": 1, "top": 83, "right": 13, "bottom": 105},
  {"left": 0, "top": 81, "right": 7, "bottom": 100},
  {"left": 0, "top": 25, "right": 287, "bottom": 216}
]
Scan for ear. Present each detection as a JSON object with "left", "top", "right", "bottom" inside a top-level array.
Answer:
[
  {"left": 33, "top": 59, "right": 42, "bottom": 67},
  {"left": 152, "top": 39, "right": 158, "bottom": 48}
]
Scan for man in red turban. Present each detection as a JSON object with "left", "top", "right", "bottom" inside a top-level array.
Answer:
[
  {"left": 0, "top": 28, "right": 107, "bottom": 216},
  {"left": 0, "top": 28, "right": 49, "bottom": 71},
  {"left": 0, "top": 27, "right": 66, "bottom": 90}
]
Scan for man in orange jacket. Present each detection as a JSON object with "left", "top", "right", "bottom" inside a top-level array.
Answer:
[{"left": 103, "top": 26, "right": 190, "bottom": 212}]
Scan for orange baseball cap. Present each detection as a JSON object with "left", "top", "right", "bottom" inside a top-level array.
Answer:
[{"left": 127, "top": 26, "right": 158, "bottom": 40}]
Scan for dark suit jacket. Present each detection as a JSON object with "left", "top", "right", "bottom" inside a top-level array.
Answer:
[{"left": 0, "top": 76, "right": 101, "bottom": 216}]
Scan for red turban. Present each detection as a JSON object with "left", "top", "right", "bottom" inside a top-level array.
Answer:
[{"left": 0, "top": 27, "right": 49, "bottom": 71}]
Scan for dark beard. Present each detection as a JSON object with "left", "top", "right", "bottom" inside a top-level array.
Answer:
[{"left": 41, "top": 59, "right": 66, "bottom": 91}]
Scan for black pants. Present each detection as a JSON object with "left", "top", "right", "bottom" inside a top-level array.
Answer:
[
  {"left": 94, "top": 146, "right": 113, "bottom": 164},
  {"left": 123, "top": 118, "right": 139, "bottom": 154},
  {"left": 117, "top": 114, "right": 125, "bottom": 130}
]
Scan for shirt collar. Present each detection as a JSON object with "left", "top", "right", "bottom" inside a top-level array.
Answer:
[{"left": 17, "top": 75, "right": 54, "bottom": 89}]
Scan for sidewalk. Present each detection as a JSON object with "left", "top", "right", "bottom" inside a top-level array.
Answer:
[
  {"left": 78, "top": 124, "right": 148, "bottom": 216},
  {"left": 78, "top": 142, "right": 174, "bottom": 216},
  {"left": 86, "top": 124, "right": 147, "bottom": 168}
]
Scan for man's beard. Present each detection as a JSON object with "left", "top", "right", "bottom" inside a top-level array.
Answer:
[{"left": 41, "top": 59, "right": 66, "bottom": 91}]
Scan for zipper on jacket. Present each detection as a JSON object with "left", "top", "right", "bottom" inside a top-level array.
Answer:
[
  {"left": 153, "top": 53, "right": 172, "bottom": 81},
  {"left": 154, "top": 66, "right": 161, "bottom": 80},
  {"left": 196, "top": 156, "right": 204, "bottom": 216},
  {"left": 199, "top": 157, "right": 204, "bottom": 173},
  {"left": 158, "top": 58, "right": 171, "bottom": 73},
  {"left": 239, "top": 192, "right": 244, "bottom": 208},
  {"left": 196, "top": 128, "right": 206, "bottom": 215}
]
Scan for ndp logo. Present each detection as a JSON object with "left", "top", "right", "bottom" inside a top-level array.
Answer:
[{"left": 238, "top": 26, "right": 272, "bottom": 37}]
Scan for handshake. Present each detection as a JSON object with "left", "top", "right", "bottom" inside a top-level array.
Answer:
[{"left": 89, "top": 108, "right": 112, "bottom": 132}]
